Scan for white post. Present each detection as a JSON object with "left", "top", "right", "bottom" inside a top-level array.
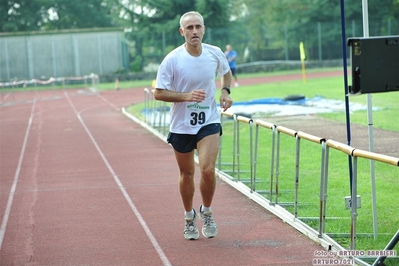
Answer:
[{"left": 362, "top": 0, "right": 378, "bottom": 239}]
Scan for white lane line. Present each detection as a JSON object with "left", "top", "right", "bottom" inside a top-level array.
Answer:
[
  {"left": 94, "top": 92, "right": 120, "bottom": 112},
  {"left": 2, "top": 93, "right": 10, "bottom": 100},
  {"left": 0, "top": 98, "right": 37, "bottom": 249},
  {"left": 64, "top": 90, "right": 172, "bottom": 266}
]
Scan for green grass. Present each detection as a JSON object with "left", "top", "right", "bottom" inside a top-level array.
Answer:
[
  {"left": 215, "top": 75, "right": 399, "bottom": 132},
  {"left": 124, "top": 69, "right": 399, "bottom": 262}
]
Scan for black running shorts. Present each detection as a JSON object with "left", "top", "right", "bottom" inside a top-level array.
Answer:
[{"left": 167, "top": 123, "right": 222, "bottom": 153}]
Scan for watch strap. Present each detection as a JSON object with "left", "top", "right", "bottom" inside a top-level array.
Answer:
[{"left": 222, "top": 86, "right": 231, "bottom": 94}]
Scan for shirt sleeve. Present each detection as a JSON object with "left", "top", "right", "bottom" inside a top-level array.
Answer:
[
  {"left": 155, "top": 55, "right": 174, "bottom": 90},
  {"left": 217, "top": 49, "right": 231, "bottom": 77}
]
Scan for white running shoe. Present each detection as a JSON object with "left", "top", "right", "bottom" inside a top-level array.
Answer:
[
  {"left": 199, "top": 205, "right": 218, "bottom": 238},
  {"left": 184, "top": 209, "right": 199, "bottom": 240}
]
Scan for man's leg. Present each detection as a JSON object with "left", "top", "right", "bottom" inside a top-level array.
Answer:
[
  {"left": 197, "top": 133, "right": 220, "bottom": 207},
  {"left": 231, "top": 68, "right": 238, "bottom": 87},
  {"left": 197, "top": 133, "right": 220, "bottom": 238},
  {"left": 174, "top": 150, "right": 199, "bottom": 240},
  {"left": 173, "top": 150, "right": 196, "bottom": 212}
]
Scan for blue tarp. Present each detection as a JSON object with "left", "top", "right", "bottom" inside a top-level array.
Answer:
[{"left": 232, "top": 97, "right": 307, "bottom": 106}]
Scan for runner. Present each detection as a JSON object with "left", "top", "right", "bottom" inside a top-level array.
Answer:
[{"left": 154, "top": 11, "right": 233, "bottom": 240}]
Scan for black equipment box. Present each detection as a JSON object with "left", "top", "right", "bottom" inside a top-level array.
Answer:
[{"left": 347, "top": 36, "right": 399, "bottom": 94}]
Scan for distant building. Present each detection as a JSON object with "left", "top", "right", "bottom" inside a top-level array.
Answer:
[{"left": 0, "top": 28, "right": 128, "bottom": 81}]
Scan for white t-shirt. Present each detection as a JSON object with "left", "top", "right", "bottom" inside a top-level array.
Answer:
[{"left": 155, "top": 43, "right": 230, "bottom": 134}]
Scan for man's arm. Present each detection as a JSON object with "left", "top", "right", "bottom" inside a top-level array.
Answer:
[
  {"left": 153, "top": 88, "right": 206, "bottom": 103},
  {"left": 220, "top": 70, "right": 232, "bottom": 89},
  {"left": 219, "top": 70, "right": 233, "bottom": 111}
]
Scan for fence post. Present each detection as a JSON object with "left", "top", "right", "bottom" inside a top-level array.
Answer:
[
  {"left": 294, "top": 133, "right": 300, "bottom": 218},
  {"left": 319, "top": 140, "right": 327, "bottom": 236},
  {"left": 350, "top": 156, "right": 359, "bottom": 250},
  {"left": 144, "top": 88, "right": 150, "bottom": 124},
  {"left": 236, "top": 116, "right": 252, "bottom": 183},
  {"left": 254, "top": 120, "right": 276, "bottom": 204},
  {"left": 270, "top": 125, "right": 276, "bottom": 204},
  {"left": 219, "top": 112, "right": 235, "bottom": 172},
  {"left": 275, "top": 126, "right": 297, "bottom": 205}
]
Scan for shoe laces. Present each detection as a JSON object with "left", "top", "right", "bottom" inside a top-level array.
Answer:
[
  {"left": 185, "top": 218, "right": 196, "bottom": 232},
  {"left": 201, "top": 212, "right": 215, "bottom": 227}
]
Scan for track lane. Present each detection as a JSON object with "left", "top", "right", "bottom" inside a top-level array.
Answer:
[
  {"left": 0, "top": 80, "right": 333, "bottom": 265},
  {"left": 85, "top": 88, "right": 324, "bottom": 265},
  {"left": 0, "top": 99, "right": 36, "bottom": 250},
  {"left": 65, "top": 90, "right": 171, "bottom": 266},
  {"left": 0, "top": 89, "right": 169, "bottom": 265}
]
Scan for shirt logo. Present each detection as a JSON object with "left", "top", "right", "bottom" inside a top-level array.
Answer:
[{"left": 187, "top": 103, "right": 210, "bottom": 110}]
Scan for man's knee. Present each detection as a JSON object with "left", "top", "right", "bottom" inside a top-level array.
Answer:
[
  {"left": 201, "top": 167, "right": 215, "bottom": 180},
  {"left": 180, "top": 171, "right": 194, "bottom": 179}
]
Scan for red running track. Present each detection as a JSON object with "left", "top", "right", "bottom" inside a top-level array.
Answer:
[{"left": 0, "top": 75, "right": 333, "bottom": 265}]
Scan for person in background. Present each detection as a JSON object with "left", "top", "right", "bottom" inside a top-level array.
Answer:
[
  {"left": 153, "top": 11, "right": 233, "bottom": 240},
  {"left": 225, "top": 44, "right": 239, "bottom": 87}
]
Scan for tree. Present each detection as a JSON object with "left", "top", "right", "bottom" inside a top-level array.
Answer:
[
  {"left": 0, "top": 0, "right": 115, "bottom": 32},
  {"left": 0, "top": 0, "right": 43, "bottom": 32},
  {"left": 39, "top": 0, "right": 114, "bottom": 30},
  {"left": 236, "top": 0, "right": 398, "bottom": 61},
  {"left": 107, "top": 0, "right": 234, "bottom": 71}
]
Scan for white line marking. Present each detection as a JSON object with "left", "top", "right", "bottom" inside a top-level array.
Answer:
[
  {"left": 95, "top": 92, "right": 120, "bottom": 112},
  {"left": 0, "top": 98, "right": 37, "bottom": 249},
  {"left": 64, "top": 90, "right": 172, "bottom": 266},
  {"left": 3, "top": 93, "right": 10, "bottom": 100}
]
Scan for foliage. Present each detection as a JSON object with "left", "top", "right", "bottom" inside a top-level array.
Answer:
[
  {"left": 0, "top": 0, "right": 114, "bottom": 32},
  {"left": 39, "top": 0, "right": 114, "bottom": 30},
  {"left": 240, "top": 0, "right": 398, "bottom": 60},
  {"left": 0, "top": 0, "right": 44, "bottom": 31},
  {"left": 130, "top": 55, "right": 143, "bottom": 72}
]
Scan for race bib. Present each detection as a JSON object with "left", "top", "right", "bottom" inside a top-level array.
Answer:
[{"left": 184, "top": 98, "right": 212, "bottom": 127}]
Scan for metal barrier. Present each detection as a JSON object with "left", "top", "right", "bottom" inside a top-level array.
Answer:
[
  {"left": 0, "top": 74, "right": 99, "bottom": 107},
  {"left": 139, "top": 88, "right": 399, "bottom": 265},
  {"left": 218, "top": 112, "right": 237, "bottom": 177},
  {"left": 236, "top": 116, "right": 254, "bottom": 186},
  {"left": 254, "top": 120, "right": 276, "bottom": 202},
  {"left": 325, "top": 140, "right": 399, "bottom": 249},
  {"left": 142, "top": 88, "right": 168, "bottom": 136}
]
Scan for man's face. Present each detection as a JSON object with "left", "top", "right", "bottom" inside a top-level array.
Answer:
[{"left": 179, "top": 15, "right": 205, "bottom": 47}]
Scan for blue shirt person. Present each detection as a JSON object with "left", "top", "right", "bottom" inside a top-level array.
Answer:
[{"left": 225, "top": 44, "right": 238, "bottom": 87}]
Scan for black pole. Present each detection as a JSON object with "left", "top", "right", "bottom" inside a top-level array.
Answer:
[
  {"left": 339, "top": 0, "right": 353, "bottom": 193},
  {"left": 372, "top": 230, "right": 399, "bottom": 265}
]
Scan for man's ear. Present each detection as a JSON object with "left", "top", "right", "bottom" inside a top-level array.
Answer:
[{"left": 179, "top": 28, "right": 184, "bottom": 36}]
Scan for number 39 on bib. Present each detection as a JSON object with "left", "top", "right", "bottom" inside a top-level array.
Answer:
[{"left": 184, "top": 100, "right": 211, "bottom": 127}]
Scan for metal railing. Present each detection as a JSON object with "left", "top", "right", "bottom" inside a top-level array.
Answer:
[{"left": 0, "top": 74, "right": 99, "bottom": 107}]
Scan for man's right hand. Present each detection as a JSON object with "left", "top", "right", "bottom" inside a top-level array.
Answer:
[{"left": 189, "top": 89, "right": 206, "bottom": 102}]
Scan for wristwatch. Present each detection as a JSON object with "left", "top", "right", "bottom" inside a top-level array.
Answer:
[{"left": 222, "top": 86, "right": 231, "bottom": 94}]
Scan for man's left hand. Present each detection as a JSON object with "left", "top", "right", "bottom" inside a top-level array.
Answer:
[{"left": 219, "top": 91, "right": 233, "bottom": 112}]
